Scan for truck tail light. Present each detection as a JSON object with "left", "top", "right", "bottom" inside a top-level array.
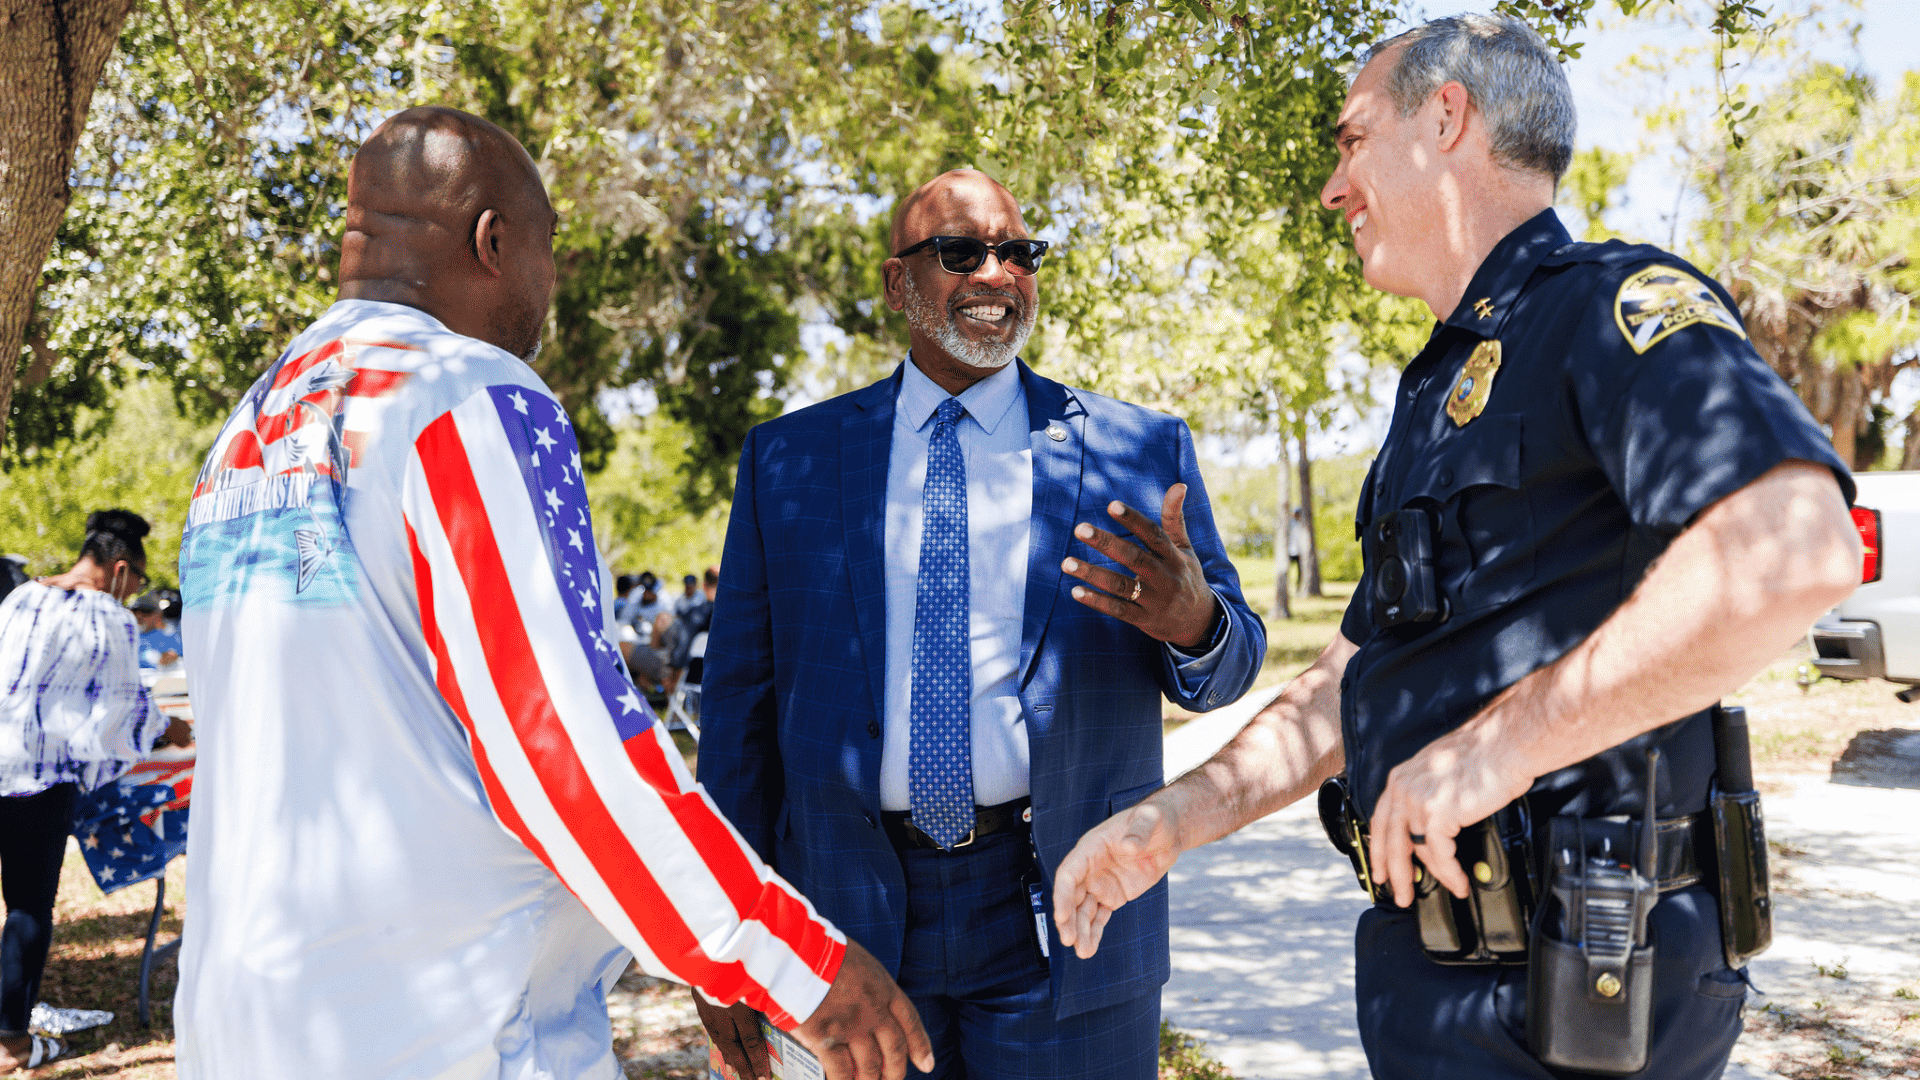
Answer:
[{"left": 1853, "top": 505, "right": 1880, "bottom": 583}]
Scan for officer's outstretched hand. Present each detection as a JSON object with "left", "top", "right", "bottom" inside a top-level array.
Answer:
[
  {"left": 791, "top": 938, "right": 934, "bottom": 1080},
  {"left": 1063, "top": 485, "right": 1220, "bottom": 651},
  {"left": 1053, "top": 791, "right": 1182, "bottom": 959},
  {"left": 1367, "top": 721, "right": 1534, "bottom": 908}
]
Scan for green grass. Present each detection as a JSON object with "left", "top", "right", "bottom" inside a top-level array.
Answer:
[
  {"left": 1159, "top": 1022, "right": 1234, "bottom": 1080},
  {"left": 1163, "top": 571, "right": 1354, "bottom": 727},
  {"left": 1235, "top": 560, "right": 1355, "bottom": 674}
]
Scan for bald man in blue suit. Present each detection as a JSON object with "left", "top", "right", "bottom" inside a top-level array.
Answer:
[{"left": 694, "top": 170, "right": 1265, "bottom": 1080}]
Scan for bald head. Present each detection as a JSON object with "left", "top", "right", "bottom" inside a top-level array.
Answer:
[
  {"left": 889, "top": 169, "right": 1026, "bottom": 255},
  {"left": 338, "top": 107, "right": 557, "bottom": 360},
  {"left": 348, "top": 107, "right": 545, "bottom": 230}
]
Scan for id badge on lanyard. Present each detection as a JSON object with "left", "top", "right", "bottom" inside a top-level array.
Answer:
[{"left": 1019, "top": 810, "right": 1050, "bottom": 964}]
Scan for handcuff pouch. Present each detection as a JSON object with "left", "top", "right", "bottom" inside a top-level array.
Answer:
[{"left": 1414, "top": 802, "right": 1535, "bottom": 964}]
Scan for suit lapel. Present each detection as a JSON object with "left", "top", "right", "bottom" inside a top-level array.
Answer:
[
  {"left": 1018, "top": 362, "right": 1085, "bottom": 687},
  {"left": 843, "top": 367, "right": 902, "bottom": 723}
]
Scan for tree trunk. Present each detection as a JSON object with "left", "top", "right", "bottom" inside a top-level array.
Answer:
[
  {"left": 0, "top": 0, "right": 135, "bottom": 449},
  {"left": 1296, "top": 424, "right": 1322, "bottom": 598},
  {"left": 1829, "top": 364, "right": 1861, "bottom": 473},
  {"left": 1901, "top": 406, "right": 1920, "bottom": 471},
  {"left": 1272, "top": 428, "right": 1291, "bottom": 621}
]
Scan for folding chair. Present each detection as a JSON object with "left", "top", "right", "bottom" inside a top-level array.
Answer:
[{"left": 664, "top": 631, "right": 707, "bottom": 740}]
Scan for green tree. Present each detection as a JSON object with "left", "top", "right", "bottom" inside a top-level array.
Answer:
[
  {"left": 1559, "top": 147, "right": 1633, "bottom": 240},
  {"left": 1628, "top": 3, "right": 1920, "bottom": 469},
  {"left": 0, "top": 380, "right": 221, "bottom": 585},
  {"left": 13, "top": 0, "right": 983, "bottom": 518}
]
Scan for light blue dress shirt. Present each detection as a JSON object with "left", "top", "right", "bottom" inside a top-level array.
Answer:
[{"left": 879, "top": 358, "right": 1229, "bottom": 812}]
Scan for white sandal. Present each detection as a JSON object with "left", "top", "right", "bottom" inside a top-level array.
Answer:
[{"left": 24, "top": 1033, "right": 67, "bottom": 1068}]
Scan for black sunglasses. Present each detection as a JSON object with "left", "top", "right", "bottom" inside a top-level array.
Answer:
[{"left": 893, "top": 236, "right": 1050, "bottom": 277}]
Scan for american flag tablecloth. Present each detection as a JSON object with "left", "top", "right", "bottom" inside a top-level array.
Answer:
[{"left": 72, "top": 746, "right": 194, "bottom": 894}]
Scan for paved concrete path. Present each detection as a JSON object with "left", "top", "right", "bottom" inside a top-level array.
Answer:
[{"left": 1155, "top": 695, "right": 1920, "bottom": 1079}]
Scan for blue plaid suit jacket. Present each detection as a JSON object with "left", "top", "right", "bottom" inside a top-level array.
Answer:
[{"left": 698, "top": 361, "right": 1265, "bottom": 1020}]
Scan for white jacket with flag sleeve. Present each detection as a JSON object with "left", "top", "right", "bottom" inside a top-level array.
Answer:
[{"left": 176, "top": 300, "right": 844, "bottom": 1080}]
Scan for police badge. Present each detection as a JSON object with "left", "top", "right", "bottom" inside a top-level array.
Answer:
[
  {"left": 1613, "top": 265, "right": 1747, "bottom": 354},
  {"left": 1446, "top": 339, "right": 1501, "bottom": 427}
]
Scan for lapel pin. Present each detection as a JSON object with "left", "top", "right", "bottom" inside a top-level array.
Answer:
[
  {"left": 1473, "top": 297, "right": 1495, "bottom": 320},
  {"left": 1045, "top": 423, "right": 1067, "bottom": 442}
]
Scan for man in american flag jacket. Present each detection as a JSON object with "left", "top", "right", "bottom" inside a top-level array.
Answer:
[{"left": 175, "top": 107, "right": 931, "bottom": 1080}]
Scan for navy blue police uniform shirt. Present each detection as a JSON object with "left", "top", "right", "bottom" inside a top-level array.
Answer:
[{"left": 1338, "top": 208, "right": 1853, "bottom": 825}]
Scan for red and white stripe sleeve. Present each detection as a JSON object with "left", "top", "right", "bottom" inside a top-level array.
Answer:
[{"left": 400, "top": 384, "right": 844, "bottom": 1029}]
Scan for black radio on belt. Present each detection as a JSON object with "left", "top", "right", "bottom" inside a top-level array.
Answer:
[
  {"left": 1527, "top": 750, "right": 1665, "bottom": 1075},
  {"left": 1367, "top": 508, "right": 1444, "bottom": 627}
]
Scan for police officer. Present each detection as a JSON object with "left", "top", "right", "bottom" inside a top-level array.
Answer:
[{"left": 1048, "top": 14, "right": 1860, "bottom": 1079}]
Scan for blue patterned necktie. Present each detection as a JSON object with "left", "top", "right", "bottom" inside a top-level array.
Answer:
[{"left": 909, "top": 397, "right": 975, "bottom": 848}]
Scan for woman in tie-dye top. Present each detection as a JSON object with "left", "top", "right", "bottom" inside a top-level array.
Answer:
[{"left": 0, "top": 510, "right": 178, "bottom": 1070}]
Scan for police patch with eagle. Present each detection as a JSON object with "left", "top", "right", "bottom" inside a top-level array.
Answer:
[{"left": 1613, "top": 265, "right": 1747, "bottom": 355}]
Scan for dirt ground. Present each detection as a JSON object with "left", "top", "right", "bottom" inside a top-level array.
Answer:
[
  {"left": 1724, "top": 647, "right": 1920, "bottom": 1080},
  {"left": 12, "top": 633, "right": 1919, "bottom": 1079}
]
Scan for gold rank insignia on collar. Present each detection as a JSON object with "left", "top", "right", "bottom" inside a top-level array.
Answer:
[
  {"left": 1613, "top": 265, "right": 1747, "bottom": 355},
  {"left": 1446, "top": 339, "right": 1502, "bottom": 427},
  {"left": 1472, "top": 297, "right": 1494, "bottom": 320}
]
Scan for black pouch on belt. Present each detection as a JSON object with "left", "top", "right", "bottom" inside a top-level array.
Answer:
[
  {"left": 1526, "top": 753, "right": 1662, "bottom": 1075},
  {"left": 1707, "top": 704, "right": 1772, "bottom": 969},
  {"left": 1317, "top": 773, "right": 1536, "bottom": 963},
  {"left": 1411, "top": 799, "right": 1536, "bottom": 964}
]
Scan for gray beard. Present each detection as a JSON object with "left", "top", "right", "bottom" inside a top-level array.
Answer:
[{"left": 901, "top": 274, "right": 1032, "bottom": 372}]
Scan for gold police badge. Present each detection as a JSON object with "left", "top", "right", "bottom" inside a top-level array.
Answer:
[
  {"left": 1446, "top": 339, "right": 1501, "bottom": 427},
  {"left": 1613, "top": 265, "right": 1746, "bottom": 355}
]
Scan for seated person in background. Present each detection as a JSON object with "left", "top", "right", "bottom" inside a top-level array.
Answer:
[
  {"left": 623, "top": 612, "right": 676, "bottom": 697},
  {"left": 131, "top": 594, "right": 183, "bottom": 669},
  {"left": 672, "top": 572, "right": 706, "bottom": 618},
  {"left": 622, "top": 582, "right": 666, "bottom": 634},
  {"left": 157, "top": 587, "right": 183, "bottom": 630},
  {"left": 612, "top": 574, "right": 639, "bottom": 623},
  {"left": 663, "top": 570, "right": 716, "bottom": 688}
]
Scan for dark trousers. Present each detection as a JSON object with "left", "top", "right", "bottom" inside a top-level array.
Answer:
[
  {"left": 0, "top": 782, "right": 76, "bottom": 1037},
  {"left": 1354, "top": 886, "right": 1746, "bottom": 1080},
  {"left": 894, "top": 827, "right": 1160, "bottom": 1080}
]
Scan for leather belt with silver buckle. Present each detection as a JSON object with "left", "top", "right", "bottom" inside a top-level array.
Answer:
[{"left": 882, "top": 797, "right": 1032, "bottom": 852}]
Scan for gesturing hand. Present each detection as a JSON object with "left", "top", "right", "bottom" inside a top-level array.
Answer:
[
  {"left": 1064, "top": 484, "right": 1219, "bottom": 650},
  {"left": 1052, "top": 794, "right": 1182, "bottom": 960},
  {"left": 791, "top": 938, "right": 934, "bottom": 1080}
]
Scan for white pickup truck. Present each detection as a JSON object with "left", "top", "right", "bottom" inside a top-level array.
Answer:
[{"left": 1808, "top": 471, "right": 1919, "bottom": 697}]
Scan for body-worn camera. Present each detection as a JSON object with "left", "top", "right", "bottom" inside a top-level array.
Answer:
[{"left": 1367, "top": 508, "right": 1444, "bottom": 628}]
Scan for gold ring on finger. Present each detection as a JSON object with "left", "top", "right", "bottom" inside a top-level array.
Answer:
[{"left": 1129, "top": 578, "right": 1143, "bottom": 602}]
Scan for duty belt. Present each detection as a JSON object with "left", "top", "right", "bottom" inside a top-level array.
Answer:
[{"left": 1317, "top": 775, "right": 1708, "bottom": 966}]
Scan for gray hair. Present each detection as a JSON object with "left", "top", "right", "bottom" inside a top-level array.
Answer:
[{"left": 1362, "top": 14, "right": 1576, "bottom": 182}]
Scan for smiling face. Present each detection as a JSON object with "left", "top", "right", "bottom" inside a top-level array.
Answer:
[
  {"left": 1320, "top": 48, "right": 1450, "bottom": 302},
  {"left": 884, "top": 170, "right": 1039, "bottom": 394}
]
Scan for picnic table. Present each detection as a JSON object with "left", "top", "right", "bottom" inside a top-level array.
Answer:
[{"left": 71, "top": 670, "right": 194, "bottom": 1024}]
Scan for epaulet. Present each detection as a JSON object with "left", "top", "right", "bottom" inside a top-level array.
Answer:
[{"left": 1537, "top": 238, "right": 1677, "bottom": 271}]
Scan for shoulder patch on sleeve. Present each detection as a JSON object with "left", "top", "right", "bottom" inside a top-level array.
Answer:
[{"left": 1613, "top": 265, "right": 1747, "bottom": 355}]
